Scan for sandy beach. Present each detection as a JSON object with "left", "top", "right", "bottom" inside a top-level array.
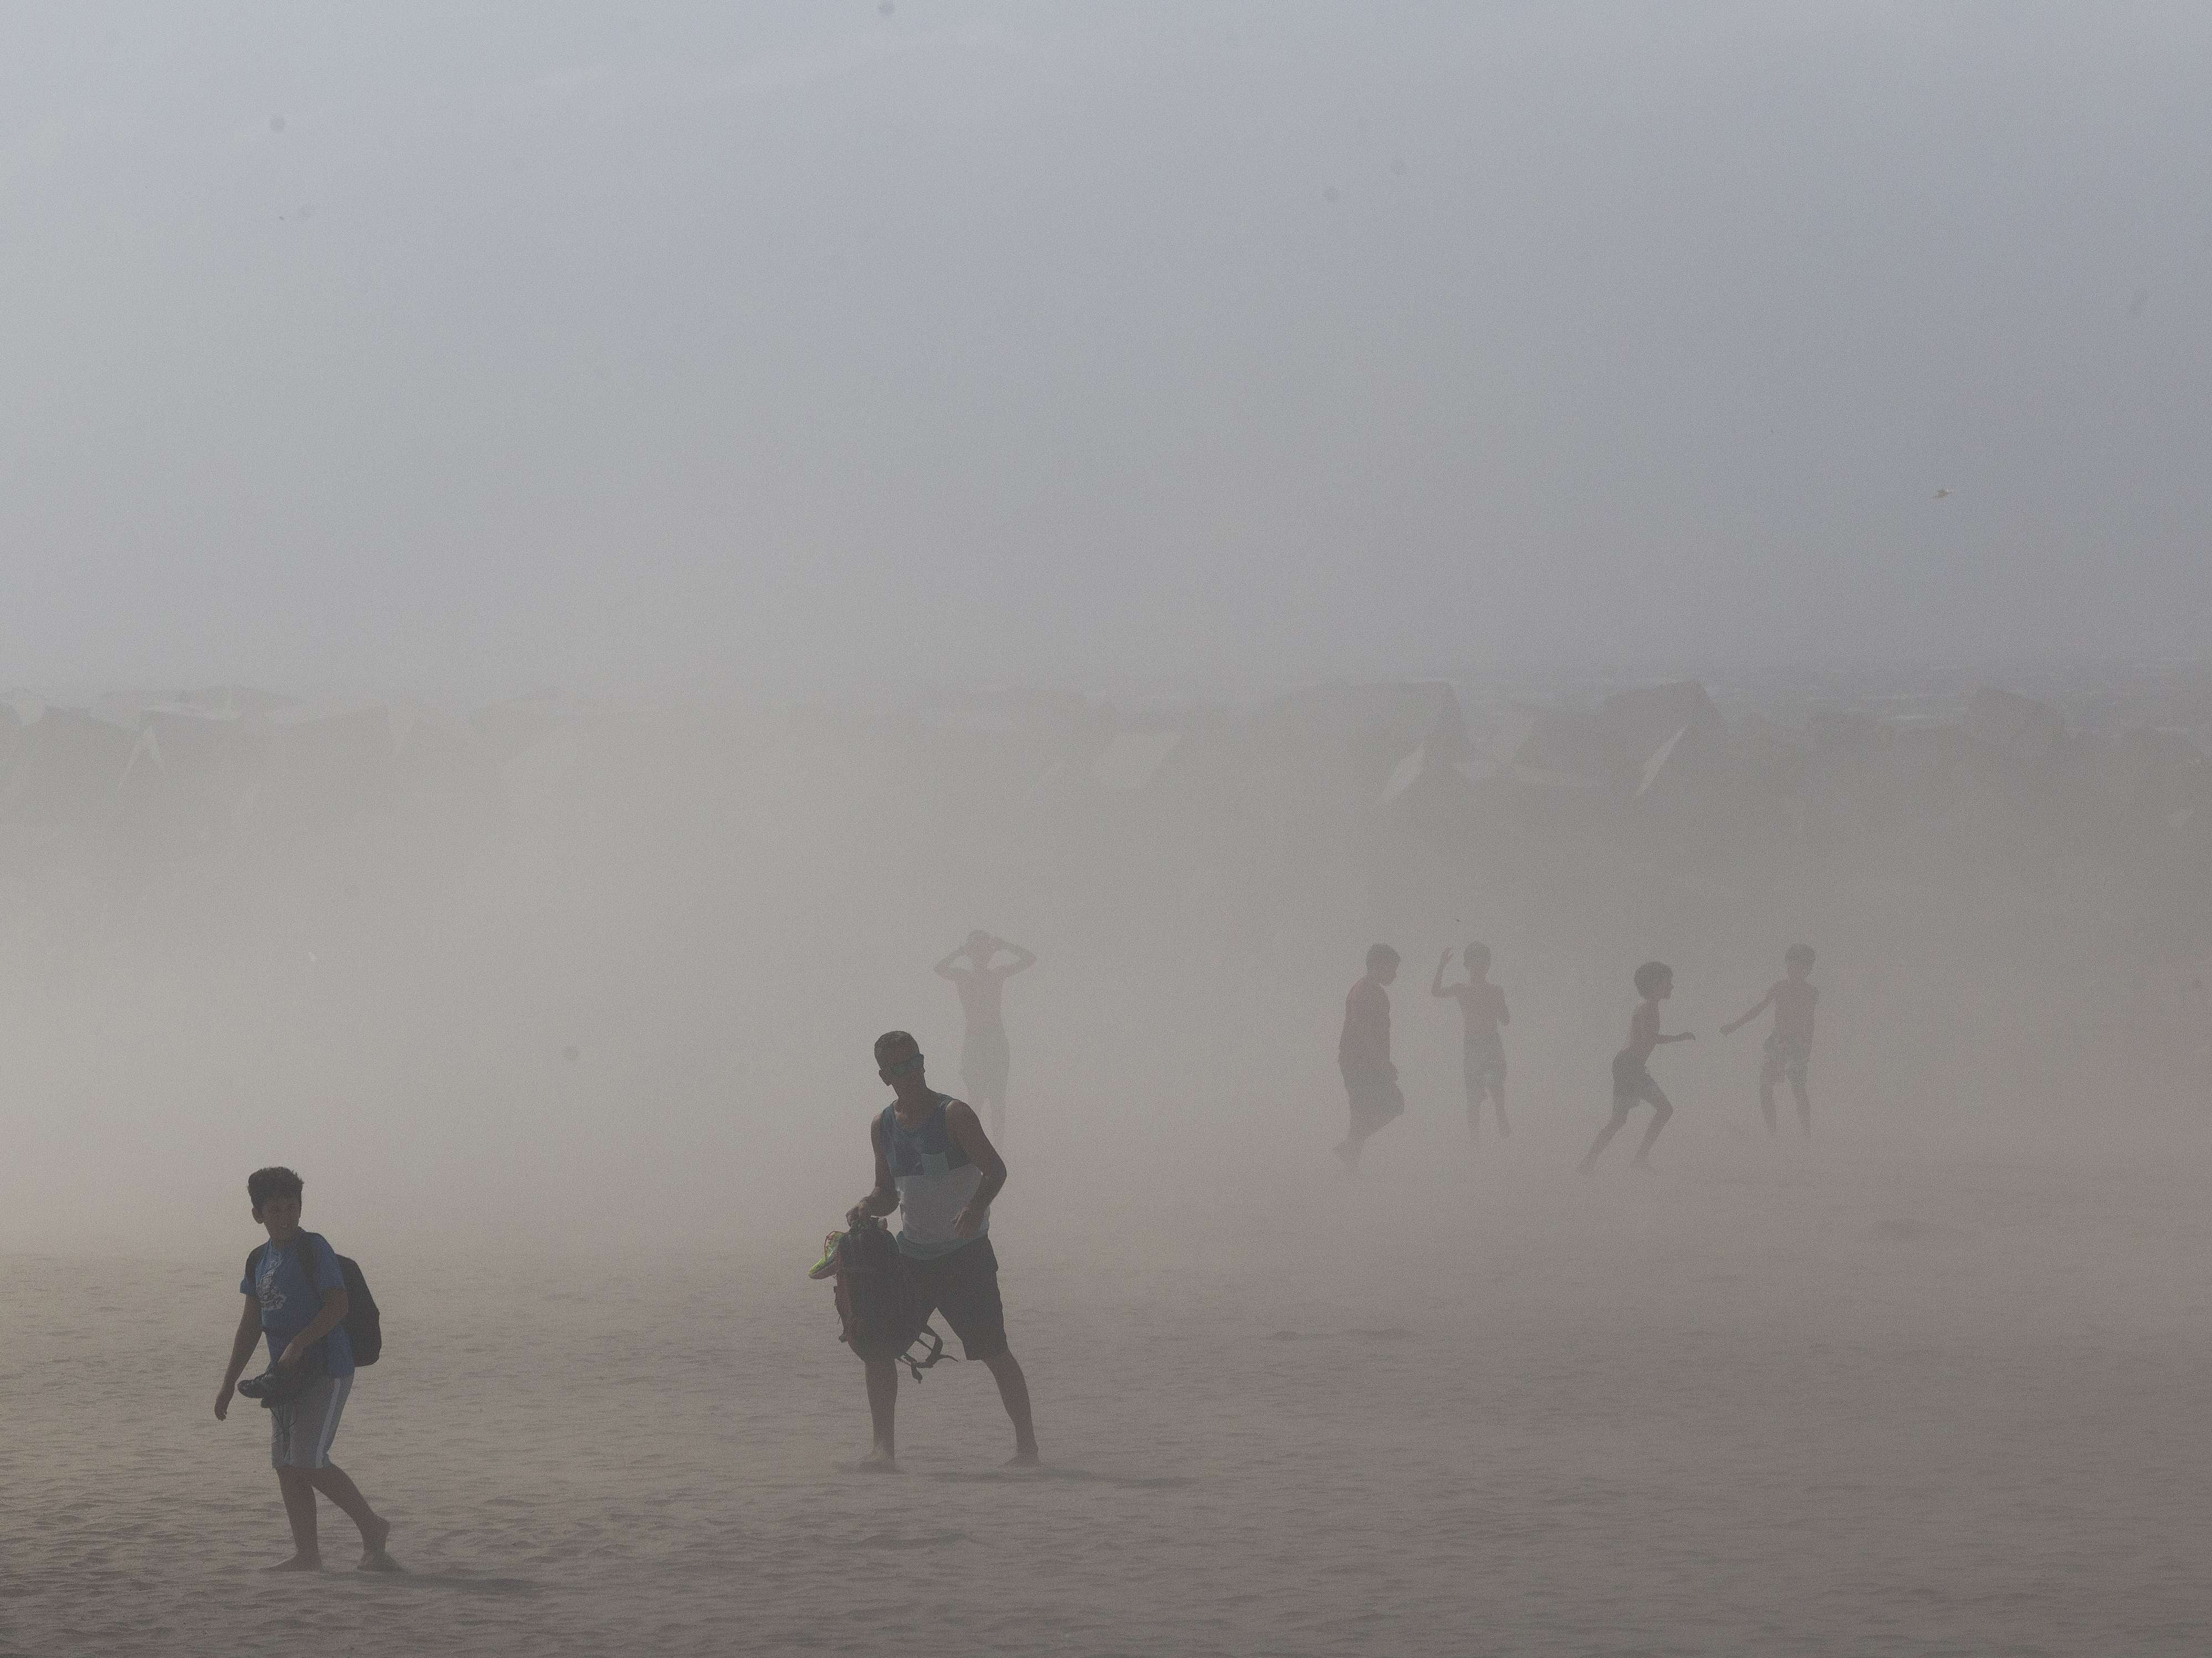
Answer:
[{"left": 9, "top": 1119, "right": 2211, "bottom": 1657}]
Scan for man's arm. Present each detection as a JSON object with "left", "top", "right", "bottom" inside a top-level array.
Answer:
[
  {"left": 215, "top": 1293, "right": 262, "bottom": 1420},
  {"left": 997, "top": 940, "right": 1037, "bottom": 977},
  {"left": 941, "top": 1100, "right": 1007, "bottom": 1237},
  {"left": 1719, "top": 987, "right": 1774, "bottom": 1037},
  {"left": 932, "top": 947, "right": 968, "bottom": 980},
  {"left": 1496, "top": 988, "right": 1510, "bottom": 1027},
  {"left": 1430, "top": 950, "right": 1454, "bottom": 998},
  {"left": 848, "top": 1116, "right": 900, "bottom": 1226}
]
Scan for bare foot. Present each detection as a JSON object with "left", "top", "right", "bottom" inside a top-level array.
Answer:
[
  {"left": 858, "top": 1445, "right": 899, "bottom": 1472},
  {"left": 358, "top": 1516, "right": 400, "bottom": 1571},
  {"left": 1630, "top": 1157, "right": 1655, "bottom": 1171},
  {"left": 1005, "top": 1447, "right": 1041, "bottom": 1468},
  {"left": 263, "top": 1553, "right": 321, "bottom": 1572},
  {"left": 1332, "top": 1139, "right": 1358, "bottom": 1170}
]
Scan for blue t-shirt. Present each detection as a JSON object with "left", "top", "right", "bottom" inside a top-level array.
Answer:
[{"left": 240, "top": 1231, "right": 356, "bottom": 1377}]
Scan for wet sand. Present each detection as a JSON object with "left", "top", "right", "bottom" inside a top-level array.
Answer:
[{"left": 7, "top": 1126, "right": 2212, "bottom": 1656}]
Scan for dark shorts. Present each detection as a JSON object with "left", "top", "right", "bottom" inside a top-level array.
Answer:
[
  {"left": 1342, "top": 1067, "right": 1405, "bottom": 1137},
  {"left": 901, "top": 1237, "right": 1009, "bottom": 1361},
  {"left": 1463, "top": 1033, "right": 1507, "bottom": 1093},
  {"left": 1762, "top": 1031, "right": 1811, "bottom": 1086},
  {"left": 1611, "top": 1050, "right": 1670, "bottom": 1112}
]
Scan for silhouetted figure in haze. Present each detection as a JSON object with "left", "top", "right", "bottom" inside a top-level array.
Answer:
[
  {"left": 1720, "top": 944, "right": 1818, "bottom": 1137},
  {"left": 935, "top": 930, "right": 1036, "bottom": 1142},
  {"left": 214, "top": 1167, "right": 398, "bottom": 1572},
  {"left": 848, "top": 1031, "right": 1039, "bottom": 1469},
  {"left": 1334, "top": 944, "right": 1404, "bottom": 1169},
  {"left": 1580, "top": 961, "right": 1694, "bottom": 1173},
  {"left": 1433, "top": 942, "right": 1510, "bottom": 1139}
]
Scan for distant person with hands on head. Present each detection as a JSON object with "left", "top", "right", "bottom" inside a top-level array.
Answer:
[
  {"left": 1580, "top": 961, "right": 1694, "bottom": 1173},
  {"left": 935, "top": 930, "right": 1036, "bottom": 1142},
  {"left": 849, "top": 1031, "right": 1039, "bottom": 1469},
  {"left": 1433, "top": 942, "right": 1510, "bottom": 1139},
  {"left": 1721, "top": 944, "right": 1818, "bottom": 1138},
  {"left": 1334, "top": 944, "right": 1404, "bottom": 1170},
  {"left": 215, "top": 1166, "right": 397, "bottom": 1572}
]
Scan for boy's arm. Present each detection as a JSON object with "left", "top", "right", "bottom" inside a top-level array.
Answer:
[
  {"left": 1719, "top": 987, "right": 1774, "bottom": 1036},
  {"left": 997, "top": 940, "right": 1037, "bottom": 976},
  {"left": 1430, "top": 950, "right": 1453, "bottom": 997},
  {"left": 1496, "top": 989, "right": 1510, "bottom": 1026},
  {"left": 941, "top": 1100, "right": 1008, "bottom": 1236},
  {"left": 215, "top": 1294, "right": 263, "bottom": 1419},
  {"left": 932, "top": 948, "right": 967, "bottom": 979},
  {"left": 274, "top": 1238, "right": 351, "bottom": 1368},
  {"left": 279, "top": 1287, "right": 350, "bottom": 1369}
]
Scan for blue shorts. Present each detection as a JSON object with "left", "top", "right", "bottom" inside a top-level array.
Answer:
[{"left": 270, "top": 1372, "right": 352, "bottom": 1471}]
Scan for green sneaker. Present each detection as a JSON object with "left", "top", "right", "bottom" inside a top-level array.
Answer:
[{"left": 807, "top": 1231, "right": 844, "bottom": 1281}]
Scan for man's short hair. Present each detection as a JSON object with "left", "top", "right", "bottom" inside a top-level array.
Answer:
[
  {"left": 1464, "top": 942, "right": 1491, "bottom": 967},
  {"left": 247, "top": 1166, "right": 304, "bottom": 1217},
  {"left": 1786, "top": 943, "right": 1816, "bottom": 969},
  {"left": 1366, "top": 944, "right": 1400, "bottom": 971},
  {"left": 874, "top": 1030, "right": 922, "bottom": 1064},
  {"left": 1634, "top": 960, "right": 1672, "bottom": 998}
]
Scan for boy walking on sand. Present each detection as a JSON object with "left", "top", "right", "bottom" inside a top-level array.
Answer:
[
  {"left": 1580, "top": 961, "right": 1695, "bottom": 1172},
  {"left": 215, "top": 1167, "right": 397, "bottom": 1572},
  {"left": 1433, "top": 942, "right": 1510, "bottom": 1139},
  {"left": 1335, "top": 944, "right": 1404, "bottom": 1169},
  {"left": 1721, "top": 944, "right": 1818, "bottom": 1137}
]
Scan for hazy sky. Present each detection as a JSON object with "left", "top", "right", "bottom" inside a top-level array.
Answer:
[{"left": 3, "top": 2, "right": 2207, "bottom": 700}]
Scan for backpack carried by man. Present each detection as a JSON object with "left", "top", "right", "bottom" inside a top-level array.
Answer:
[
  {"left": 818, "top": 1216, "right": 947, "bottom": 1382},
  {"left": 247, "top": 1235, "right": 383, "bottom": 1366}
]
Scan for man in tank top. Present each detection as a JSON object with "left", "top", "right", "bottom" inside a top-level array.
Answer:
[{"left": 847, "top": 1030, "right": 1040, "bottom": 1468}]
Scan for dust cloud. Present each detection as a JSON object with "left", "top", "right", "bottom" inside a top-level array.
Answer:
[
  {"left": 7, "top": 668, "right": 2212, "bottom": 1654},
  {"left": 6, "top": 3, "right": 2212, "bottom": 1655}
]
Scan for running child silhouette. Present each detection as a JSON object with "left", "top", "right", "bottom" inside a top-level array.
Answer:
[
  {"left": 1720, "top": 944, "right": 1817, "bottom": 1137},
  {"left": 1579, "top": 960, "right": 1694, "bottom": 1172},
  {"left": 1432, "top": 943, "right": 1509, "bottom": 1139}
]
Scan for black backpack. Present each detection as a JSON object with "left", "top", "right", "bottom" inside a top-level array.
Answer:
[
  {"left": 830, "top": 1217, "right": 947, "bottom": 1381},
  {"left": 249, "top": 1236, "right": 383, "bottom": 1367}
]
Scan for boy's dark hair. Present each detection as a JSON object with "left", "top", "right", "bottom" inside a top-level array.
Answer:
[
  {"left": 1366, "top": 944, "right": 1400, "bottom": 971},
  {"left": 247, "top": 1166, "right": 304, "bottom": 1217},
  {"left": 1633, "top": 961, "right": 1671, "bottom": 998},
  {"left": 1464, "top": 942, "right": 1491, "bottom": 968},
  {"left": 1786, "top": 944, "right": 1815, "bottom": 969}
]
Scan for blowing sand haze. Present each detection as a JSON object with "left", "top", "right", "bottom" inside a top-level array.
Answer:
[{"left": 5, "top": 3, "right": 2212, "bottom": 1654}]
